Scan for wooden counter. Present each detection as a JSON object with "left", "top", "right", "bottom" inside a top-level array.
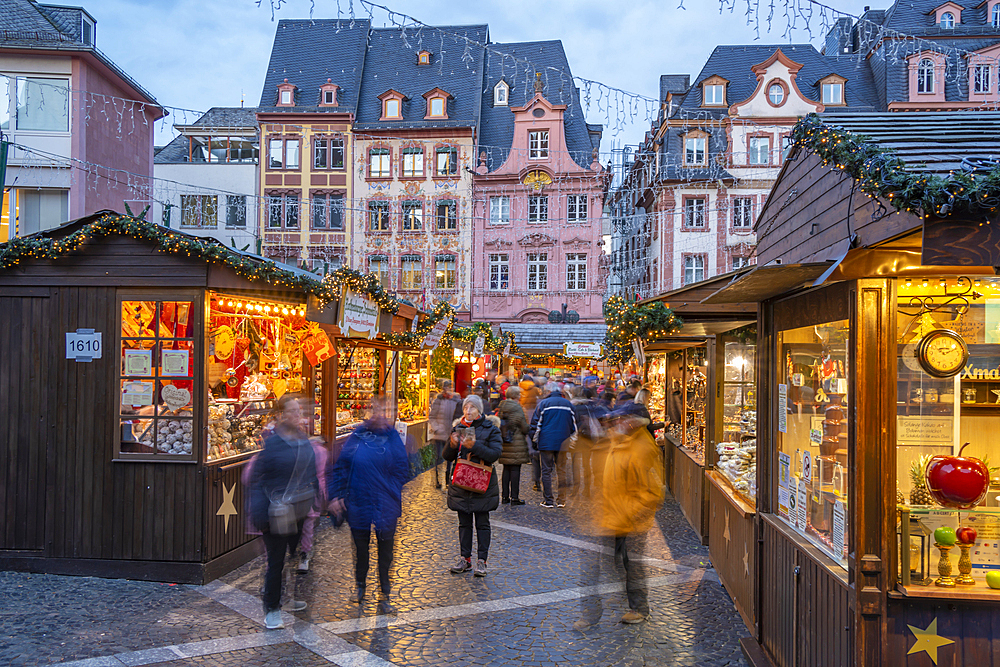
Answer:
[{"left": 667, "top": 436, "right": 708, "bottom": 544}]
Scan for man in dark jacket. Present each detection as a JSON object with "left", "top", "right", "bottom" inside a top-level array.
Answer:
[
  {"left": 528, "top": 383, "right": 577, "bottom": 508},
  {"left": 616, "top": 379, "right": 642, "bottom": 405}
]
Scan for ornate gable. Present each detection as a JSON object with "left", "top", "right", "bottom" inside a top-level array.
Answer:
[{"left": 729, "top": 49, "right": 823, "bottom": 118}]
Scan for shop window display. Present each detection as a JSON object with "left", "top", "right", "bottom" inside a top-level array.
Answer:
[
  {"left": 663, "top": 346, "right": 708, "bottom": 464},
  {"left": 399, "top": 351, "right": 429, "bottom": 423},
  {"left": 647, "top": 354, "right": 667, "bottom": 442},
  {"left": 896, "top": 277, "right": 1000, "bottom": 590},
  {"left": 776, "top": 320, "right": 850, "bottom": 568},
  {"left": 204, "top": 294, "right": 312, "bottom": 462},
  {"left": 337, "top": 343, "right": 377, "bottom": 436},
  {"left": 717, "top": 335, "right": 757, "bottom": 503}
]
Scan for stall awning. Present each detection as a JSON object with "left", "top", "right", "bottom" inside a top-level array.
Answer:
[
  {"left": 500, "top": 323, "right": 607, "bottom": 352},
  {"left": 701, "top": 262, "right": 836, "bottom": 305}
]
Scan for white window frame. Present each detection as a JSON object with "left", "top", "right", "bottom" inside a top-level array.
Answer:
[
  {"left": 917, "top": 59, "right": 935, "bottom": 93},
  {"left": 732, "top": 256, "right": 750, "bottom": 270},
  {"left": 435, "top": 255, "right": 457, "bottom": 289},
  {"left": 369, "top": 255, "right": 390, "bottom": 289},
  {"left": 429, "top": 97, "right": 445, "bottom": 117},
  {"left": 180, "top": 194, "right": 218, "bottom": 229},
  {"left": 994, "top": 4, "right": 1000, "bottom": 28},
  {"left": 266, "top": 193, "right": 299, "bottom": 229},
  {"left": 11, "top": 76, "right": 70, "bottom": 133},
  {"left": 368, "top": 200, "right": 390, "bottom": 232},
  {"left": 402, "top": 147, "right": 424, "bottom": 177},
  {"left": 369, "top": 148, "right": 390, "bottom": 178},
  {"left": 528, "top": 130, "right": 549, "bottom": 159},
  {"left": 566, "top": 253, "right": 587, "bottom": 291},
  {"left": 822, "top": 82, "right": 843, "bottom": 105},
  {"left": 528, "top": 195, "right": 548, "bottom": 224},
  {"left": 975, "top": 64, "right": 992, "bottom": 94},
  {"left": 733, "top": 197, "right": 754, "bottom": 229},
  {"left": 435, "top": 147, "right": 458, "bottom": 176},
  {"left": 567, "top": 194, "right": 588, "bottom": 223},
  {"left": 436, "top": 200, "right": 457, "bottom": 231},
  {"left": 488, "top": 253, "right": 509, "bottom": 291},
  {"left": 401, "top": 255, "right": 423, "bottom": 290},
  {"left": 402, "top": 200, "right": 423, "bottom": 231},
  {"left": 527, "top": 252, "right": 548, "bottom": 291},
  {"left": 489, "top": 196, "right": 510, "bottom": 225},
  {"left": 941, "top": 11, "right": 955, "bottom": 28},
  {"left": 748, "top": 136, "right": 770, "bottom": 166},
  {"left": 684, "top": 198, "right": 706, "bottom": 229},
  {"left": 384, "top": 99, "right": 401, "bottom": 119},
  {"left": 684, "top": 255, "right": 705, "bottom": 285},
  {"left": 494, "top": 81, "right": 509, "bottom": 106},
  {"left": 768, "top": 83, "right": 785, "bottom": 105},
  {"left": 704, "top": 84, "right": 725, "bottom": 105},
  {"left": 685, "top": 136, "right": 706, "bottom": 166},
  {"left": 225, "top": 195, "right": 247, "bottom": 228}
]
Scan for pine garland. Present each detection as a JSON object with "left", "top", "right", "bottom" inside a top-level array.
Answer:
[
  {"left": 790, "top": 114, "right": 1000, "bottom": 218},
  {"left": 602, "top": 295, "right": 683, "bottom": 366}
]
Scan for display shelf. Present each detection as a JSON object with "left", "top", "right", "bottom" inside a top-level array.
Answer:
[
  {"left": 207, "top": 398, "right": 273, "bottom": 462},
  {"left": 895, "top": 584, "right": 1000, "bottom": 602},
  {"left": 707, "top": 470, "right": 756, "bottom": 516}
]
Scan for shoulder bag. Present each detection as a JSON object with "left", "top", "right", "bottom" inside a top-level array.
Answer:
[{"left": 268, "top": 439, "right": 315, "bottom": 535}]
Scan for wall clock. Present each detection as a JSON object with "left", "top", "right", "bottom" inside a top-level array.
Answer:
[{"left": 916, "top": 329, "right": 968, "bottom": 378}]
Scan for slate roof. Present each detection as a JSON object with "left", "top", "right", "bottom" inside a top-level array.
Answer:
[
  {"left": 257, "top": 18, "right": 370, "bottom": 114},
  {"left": 352, "top": 25, "right": 488, "bottom": 131},
  {"left": 883, "top": 0, "right": 1000, "bottom": 33},
  {"left": 35, "top": 3, "right": 94, "bottom": 42},
  {"left": 820, "top": 111, "right": 1000, "bottom": 176},
  {"left": 479, "top": 40, "right": 596, "bottom": 171},
  {"left": 154, "top": 107, "right": 259, "bottom": 164}
]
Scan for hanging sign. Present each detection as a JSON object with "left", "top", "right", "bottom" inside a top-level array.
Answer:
[
  {"left": 302, "top": 329, "right": 335, "bottom": 366},
  {"left": 423, "top": 315, "right": 451, "bottom": 349},
  {"left": 564, "top": 342, "right": 602, "bottom": 358},
  {"left": 473, "top": 334, "right": 486, "bottom": 357},
  {"left": 339, "top": 288, "right": 380, "bottom": 339},
  {"left": 66, "top": 329, "right": 102, "bottom": 362},
  {"left": 631, "top": 339, "right": 646, "bottom": 366},
  {"left": 777, "top": 384, "right": 788, "bottom": 433},
  {"left": 124, "top": 349, "right": 152, "bottom": 376}
]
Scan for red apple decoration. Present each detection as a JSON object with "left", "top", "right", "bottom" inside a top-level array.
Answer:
[
  {"left": 956, "top": 527, "right": 978, "bottom": 544},
  {"left": 925, "top": 443, "right": 990, "bottom": 510}
]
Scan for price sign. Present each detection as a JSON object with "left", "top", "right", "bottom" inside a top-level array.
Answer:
[{"left": 66, "top": 329, "right": 103, "bottom": 362}]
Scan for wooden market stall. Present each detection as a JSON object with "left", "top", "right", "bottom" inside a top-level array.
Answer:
[
  {"left": 0, "top": 211, "right": 354, "bottom": 583},
  {"left": 706, "top": 112, "right": 1000, "bottom": 667}
]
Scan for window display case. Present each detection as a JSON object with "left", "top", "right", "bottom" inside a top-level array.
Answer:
[
  {"left": 336, "top": 343, "right": 377, "bottom": 437},
  {"left": 716, "top": 333, "right": 757, "bottom": 503},
  {"left": 647, "top": 354, "right": 668, "bottom": 442},
  {"left": 776, "top": 319, "right": 851, "bottom": 569},
  {"left": 399, "top": 351, "right": 430, "bottom": 423},
  {"left": 684, "top": 346, "right": 708, "bottom": 463}
]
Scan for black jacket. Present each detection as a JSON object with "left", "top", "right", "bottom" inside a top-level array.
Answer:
[
  {"left": 443, "top": 414, "right": 503, "bottom": 513},
  {"left": 249, "top": 430, "right": 319, "bottom": 531}
]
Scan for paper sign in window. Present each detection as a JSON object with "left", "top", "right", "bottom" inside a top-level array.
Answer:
[
  {"left": 161, "top": 349, "right": 190, "bottom": 376},
  {"left": 124, "top": 349, "right": 152, "bottom": 376},
  {"left": 122, "top": 381, "right": 154, "bottom": 406}
]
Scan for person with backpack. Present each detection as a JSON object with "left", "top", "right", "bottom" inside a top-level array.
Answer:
[{"left": 497, "top": 386, "right": 529, "bottom": 505}]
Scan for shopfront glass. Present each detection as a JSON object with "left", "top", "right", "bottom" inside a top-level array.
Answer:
[
  {"left": 776, "top": 319, "right": 851, "bottom": 568},
  {"left": 717, "top": 331, "right": 757, "bottom": 503},
  {"left": 336, "top": 343, "right": 378, "bottom": 437},
  {"left": 896, "top": 277, "right": 1000, "bottom": 587}
]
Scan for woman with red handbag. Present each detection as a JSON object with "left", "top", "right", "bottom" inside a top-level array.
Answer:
[{"left": 443, "top": 394, "right": 503, "bottom": 577}]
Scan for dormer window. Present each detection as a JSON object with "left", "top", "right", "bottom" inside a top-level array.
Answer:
[
  {"left": 993, "top": 4, "right": 1000, "bottom": 28},
  {"left": 417, "top": 50, "right": 431, "bottom": 66},
  {"left": 683, "top": 130, "right": 708, "bottom": 166},
  {"left": 276, "top": 79, "right": 296, "bottom": 107},
  {"left": 82, "top": 16, "right": 94, "bottom": 45},
  {"left": 494, "top": 80, "right": 509, "bottom": 106},
  {"left": 767, "top": 81, "right": 786, "bottom": 106},
  {"left": 819, "top": 75, "right": 847, "bottom": 106},
  {"left": 918, "top": 59, "right": 935, "bottom": 92},
  {"left": 378, "top": 89, "right": 406, "bottom": 120},
  {"left": 319, "top": 79, "right": 339, "bottom": 107},
  {"left": 929, "top": 2, "right": 962, "bottom": 27},
  {"left": 423, "top": 88, "right": 452, "bottom": 120},
  {"left": 941, "top": 11, "right": 955, "bottom": 27},
  {"left": 700, "top": 75, "right": 729, "bottom": 107}
]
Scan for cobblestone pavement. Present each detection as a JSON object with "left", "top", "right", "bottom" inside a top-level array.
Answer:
[{"left": 1, "top": 469, "right": 749, "bottom": 667}]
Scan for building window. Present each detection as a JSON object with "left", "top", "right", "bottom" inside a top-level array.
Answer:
[
  {"left": 402, "top": 147, "right": 424, "bottom": 177},
  {"left": 822, "top": 82, "right": 843, "bottom": 105},
  {"left": 527, "top": 253, "right": 548, "bottom": 291},
  {"left": 975, "top": 64, "right": 992, "bottom": 94},
  {"left": 435, "top": 147, "right": 458, "bottom": 176},
  {"left": 528, "top": 195, "right": 548, "bottom": 224},
  {"left": 489, "top": 196, "right": 510, "bottom": 225},
  {"left": 684, "top": 255, "right": 705, "bottom": 285},
  {"left": 268, "top": 138, "right": 299, "bottom": 169},
  {"left": 917, "top": 59, "right": 935, "bottom": 93},
  {"left": 781, "top": 135, "right": 794, "bottom": 161},
  {"left": 311, "top": 193, "right": 344, "bottom": 230},
  {"left": 401, "top": 255, "right": 423, "bottom": 289},
  {"left": 369, "top": 148, "right": 390, "bottom": 178},
  {"left": 528, "top": 130, "right": 549, "bottom": 159},
  {"left": 941, "top": 11, "right": 955, "bottom": 28},
  {"left": 567, "top": 253, "right": 587, "bottom": 291},
  {"left": 435, "top": 255, "right": 456, "bottom": 289},
  {"left": 402, "top": 200, "right": 423, "bottom": 231},
  {"left": 704, "top": 84, "right": 725, "bottom": 105},
  {"left": 567, "top": 194, "right": 588, "bottom": 223},
  {"left": 225, "top": 195, "right": 246, "bottom": 228},
  {"left": 418, "top": 50, "right": 431, "bottom": 65},
  {"left": 369, "top": 255, "right": 390, "bottom": 289},
  {"left": 436, "top": 200, "right": 457, "bottom": 231},
  {"left": 748, "top": 136, "right": 770, "bottom": 165},
  {"left": 733, "top": 197, "right": 754, "bottom": 229},
  {"left": 683, "top": 198, "right": 706, "bottom": 229},
  {"left": 82, "top": 17, "right": 94, "bottom": 45},
  {"left": 189, "top": 136, "right": 256, "bottom": 163},
  {"left": 12, "top": 77, "right": 70, "bottom": 132},
  {"left": 324, "top": 90, "right": 335, "bottom": 105},
  {"left": 768, "top": 82, "right": 785, "bottom": 105},
  {"left": 489, "top": 253, "right": 509, "bottom": 291},
  {"left": 280, "top": 90, "right": 293, "bottom": 105},
  {"left": 266, "top": 193, "right": 299, "bottom": 229},
  {"left": 384, "top": 98, "right": 401, "bottom": 119},
  {"left": 684, "top": 136, "right": 706, "bottom": 166},
  {"left": 180, "top": 194, "right": 218, "bottom": 228},
  {"left": 494, "top": 81, "right": 509, "bottom": 106},
  {"left": 732, "top": 256, "right": 750, "bottom": 270},
  {"left": 429, "top": 97, "right": 445, "bottom": 117},
  {"left": 994, "top": 4, "right": 1000, "bottom": 27},
  {"left": 369, "top": 200, "right": 390, "bottom": 232},
  {"left": 314, "top": 137, "right": 344, "bottom": 170}
]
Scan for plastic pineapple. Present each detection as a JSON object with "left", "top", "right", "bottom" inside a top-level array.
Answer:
[
  {"left": 896, "top": 487, "right": 906, "bottom": 506},
  {"left": 909, "top": 454, "right": 935, "bottom": 506}
]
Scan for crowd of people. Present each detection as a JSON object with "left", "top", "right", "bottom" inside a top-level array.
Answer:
[{"left": 244, "top": 368, "right": 665, "bottom": 631}]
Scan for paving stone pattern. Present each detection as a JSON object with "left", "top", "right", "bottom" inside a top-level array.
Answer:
[{"left": 1, "top": 469, "right": 748, "bottom": 667}]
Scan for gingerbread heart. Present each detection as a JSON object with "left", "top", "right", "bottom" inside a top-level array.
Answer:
[{"left": 161, "top": 384, "right": 191, "bottom": 411}]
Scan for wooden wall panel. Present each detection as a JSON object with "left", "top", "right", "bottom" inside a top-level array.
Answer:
[
  {"left": 761, "top": 518, "right": 797, "bottom": 667},
  {"left": 205, "top": 461, "right": 256, "bottom": 561},
  {"left": 707, "top": 473, "right": 756, "bottom": 633},
  {"left": 886, "top": 598, "right": 1000, "bottom": 666},
  {"left": 670, "top": 446, "right": 706, "bottom": 543}
]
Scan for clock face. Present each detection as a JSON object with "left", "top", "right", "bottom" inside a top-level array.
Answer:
[
  {"left": 917, "top": 329, "right": 968, "bottom": 378},
  {"left": 901, "top": 342, "right": 923, "bottom": 373}
]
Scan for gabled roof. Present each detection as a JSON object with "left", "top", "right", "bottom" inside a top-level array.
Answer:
[
  {"left": 257, "top": 18, "right": 370, "bottom": 114},
  {"left": 352, "top": 25, "right": 487, "bottom": 130},
  {"left": 479, "top": 40, "right": 596, "bottom": 171},
  {"left": 154, "top": 107, "right": 259, "bottom": 164}
]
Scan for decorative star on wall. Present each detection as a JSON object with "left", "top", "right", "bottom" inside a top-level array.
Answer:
[
  {"left": 723, "top": 510, "right": 731, "bottom": 549},
  {"left": 742, "top": 547, "right": 749, "bottom": 577},
  {"left": 906, "top": 618, "right": 954, "bottom": 665},
  {"left": 217, "top": 483, "right": 238, "bottom": 533}
]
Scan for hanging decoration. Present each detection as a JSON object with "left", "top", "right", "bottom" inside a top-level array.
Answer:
[{"left": 603, "top": 295, "right": 683, "bottom": 365}]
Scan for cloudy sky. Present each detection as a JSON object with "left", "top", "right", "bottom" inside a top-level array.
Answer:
[{"left": 84, "top": 0, "right": 876, "bottom": 151}]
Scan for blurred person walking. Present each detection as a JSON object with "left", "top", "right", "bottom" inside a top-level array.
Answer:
[
  {"left": 249, "top": 394, "right": 319, "bottom": 630},
  {"left": 572, "top": 388, "right": 609, "bottom": 497},
  {"left": 619, "top": 387, "right": 659, "bottom": 438},
  {"left": 574, "top": 410, "right": 665, "bottom": 629},
  {"left": 297, "top": 436, "right": 329, "bottom": 573},
  {"left": 429, "top": 380, "right": 463, "bottom": 488},
  {"left": 444, "top": 395, "right": 503, "bottom": 577},
  {"left": 327, "top": 397, "right": 411, "bottom": 608},
  {"left": 518, "top": 372, "right": 542, "bottom": 490},
  {"left": 528, "top": 383, "right": 577, "bottom": 508},
  {"left": 497, "top": 386, "right": 529, "bottom": 505}
]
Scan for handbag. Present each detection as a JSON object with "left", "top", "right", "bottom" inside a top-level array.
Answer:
[
  {"left": 268, "top": 439, "right": 315, "bottom": 535},
  {"left": 452, "top": 456, "right": 493, "bottom": 494}
]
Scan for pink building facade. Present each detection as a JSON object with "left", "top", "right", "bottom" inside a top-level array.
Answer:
[{"left": 472, "top": 79, "right": 607, "bottom": 326}]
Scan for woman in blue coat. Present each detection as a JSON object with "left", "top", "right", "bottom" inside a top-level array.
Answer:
[{"left": 328, "top": 397, "right": 411, "bottom": 606}]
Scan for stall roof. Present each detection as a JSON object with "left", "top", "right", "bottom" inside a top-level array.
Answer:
[
  {"left": 498, "top": 323, "right": 607, "bottom": 351},
  {"left": 701, "top": 262, "right": 835, "bottom": 305},
  {"left": 641, "top": 269, "right": 757, "bottom": 317}
]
